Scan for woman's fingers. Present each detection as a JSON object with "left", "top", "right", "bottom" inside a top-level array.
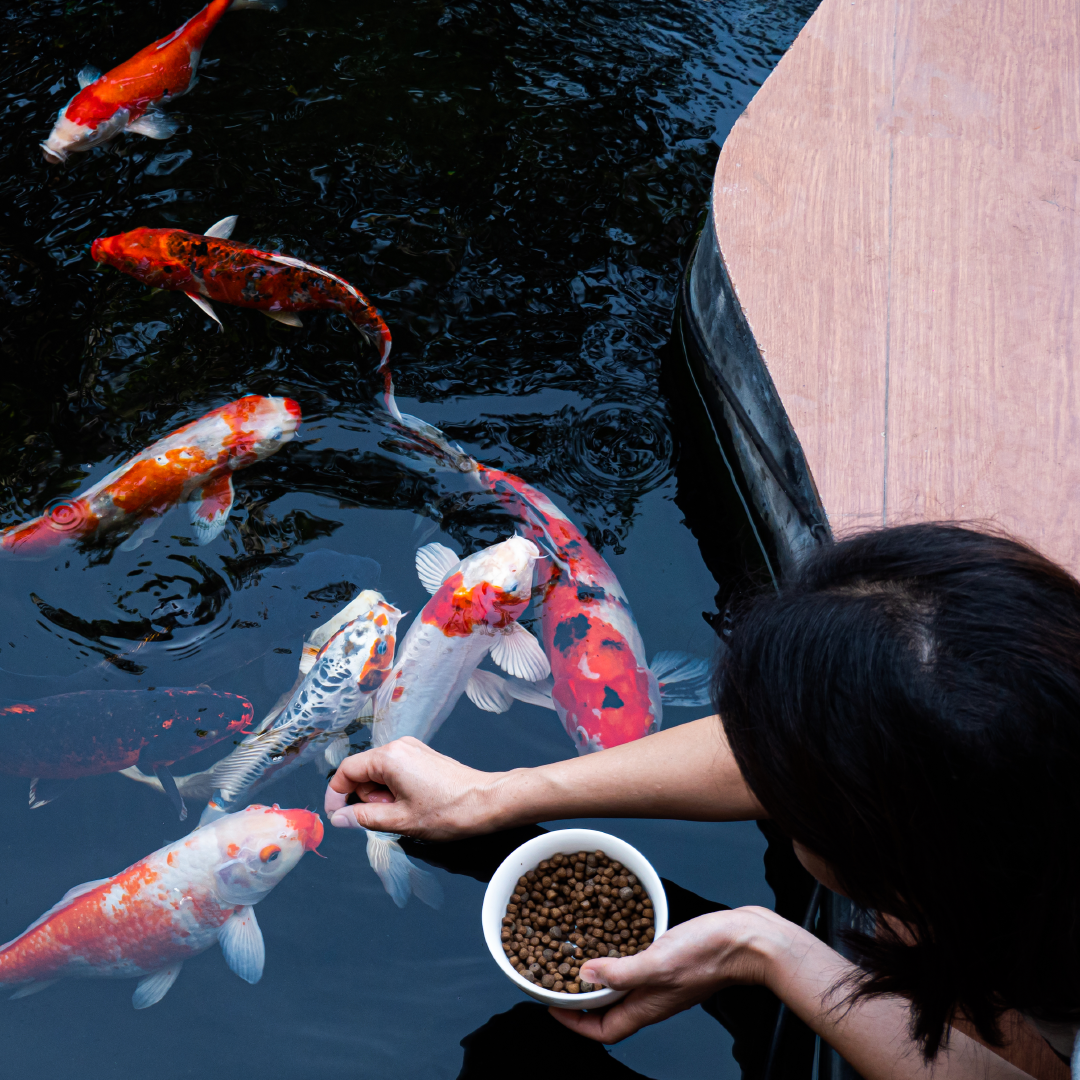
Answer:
[
  {"left": 550, "top": 989, "right": 680, "bottom": 1044},
  {"left": 323, "top": 737, "right": 501, "bottom": 840},
  {"left": 578, "top": 951, "right": 653, "bottom": 991}
]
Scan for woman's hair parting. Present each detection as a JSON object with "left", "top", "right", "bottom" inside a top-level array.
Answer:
[{"left": 716, "top": 523, "right": 1080, "bottom": 1057}]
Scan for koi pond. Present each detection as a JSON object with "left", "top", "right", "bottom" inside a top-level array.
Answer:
[{"left": 0, "top": 0, "right": 816, "bottom": 1075}]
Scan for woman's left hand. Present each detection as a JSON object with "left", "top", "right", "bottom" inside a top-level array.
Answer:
[{"left": 550, "top": 906, "right": 800, "bottom": 1044}]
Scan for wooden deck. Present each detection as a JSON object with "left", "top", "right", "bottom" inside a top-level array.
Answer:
[{"left": 705, "top": 0, "right": 1080, "bottom": 573}]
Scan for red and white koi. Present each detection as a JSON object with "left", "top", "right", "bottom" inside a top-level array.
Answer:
[
  {"left": 326, "top": 534, "right": 548, "bottom": 906},
  {"left": 0, "top": 394, "right": 299, "bottom": 555},
  {"left": 91, "top": 216, "right": 392, "bottom": 363},
  {"left": 200, "top": 595, "right": 401, "bottom": 823},
  {"left": 41, "top": 0, "right": 284, "bottom": 165},
  {"left": 387, "top": 412, "right": 710, "bottom": 754},
  {"left": 0, "top": 804, "right": 321, "bottom": 1008}
]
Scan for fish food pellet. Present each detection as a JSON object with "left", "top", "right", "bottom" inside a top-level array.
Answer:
[{"left": 500, "top": 848, "right": 656, "bottom": 994}]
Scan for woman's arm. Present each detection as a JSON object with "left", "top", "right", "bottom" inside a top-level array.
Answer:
[
  {"left": 553, "top": 909, "right": 1034, "bottom": 1080},
  {"left": 324, "top": 715, "right": 764, "bottom": 838}
]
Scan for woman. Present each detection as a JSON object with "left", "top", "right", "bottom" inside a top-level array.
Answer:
[{"left": 326, "top": 524, "right": 1080, "bottom": 1080}]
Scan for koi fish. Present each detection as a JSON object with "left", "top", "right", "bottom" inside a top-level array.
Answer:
[
  {"left": 91, "top": 216, "right": 392, "bottom": 363},
  {"left": 41, "top": 0, "right": 284, "bottom": 165},
  {"left": 117, "top": 586, "right": 388, "bottom": 804},
  {"left": 0, "top": 804, "right": 321, "bottom": 1008},
  {"left": 328, "top": 534, "right": 548, "bottom": 907},
  {"left": 199, "top": 595, "right": 401, "bottom": 824},
  {"left": 386, "top": 412, "right": 710, "bottom": 753},
  {"left": 0, "top": 395, "right": 299, "bottom": 555},
  {"left": 0, "top": 688, "right": 253, "bottom": 819}
]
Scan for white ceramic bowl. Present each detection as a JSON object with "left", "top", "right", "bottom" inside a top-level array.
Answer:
[{"left": 482, "top": 828, "right": 668, "bottom": 1010}]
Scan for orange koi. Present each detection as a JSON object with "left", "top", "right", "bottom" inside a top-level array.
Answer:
[
  {"left": 0, "top": 394, "right": 300, "bottom": 555},
  {"left": 41, "top": 0, "right": 284, "bottom": 164},
  {"left": 0, "top": 805, "right": 321, "bottom": 1008},
  {"left": 91, "top": 216, "right": 392, "bottom": 363}
]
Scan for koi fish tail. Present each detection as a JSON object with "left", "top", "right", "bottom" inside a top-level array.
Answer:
[
  {"left": 384, "top": 409, "right": 476, "bottom": 475},
  {"left": 228, "top": 0, "right": 287, "bottom": 10},
  {"left": 365, "top": 830, "right": 443, "bottom": 909}
]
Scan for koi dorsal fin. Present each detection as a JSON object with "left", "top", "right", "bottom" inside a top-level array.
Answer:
[
  {"left": 0, "top": 876, "right": 111, "bottom": 950},
  {"left": 203, "top": 215, "right": 238, "bottom": 239},
  {"left": 415, "top": 543, "right": 460, "bottom": 594}
]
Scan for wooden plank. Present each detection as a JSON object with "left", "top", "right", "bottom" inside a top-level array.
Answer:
[{"left": 708, "top": 0, "right": 1080, "bottom": 574}]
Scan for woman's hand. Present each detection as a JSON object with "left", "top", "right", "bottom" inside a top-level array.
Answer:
[
  {"left": 324, "top": 737, "right": 502, "bottom": 840},
  {"left": 551, "top": 907, "right": 800, "bottom": 1044}
]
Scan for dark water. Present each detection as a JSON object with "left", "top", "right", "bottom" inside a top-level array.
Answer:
[{"left": 0, "top": 1, "right": 815, "bottom": 1076}]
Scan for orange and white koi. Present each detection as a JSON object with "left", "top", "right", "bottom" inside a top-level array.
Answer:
[
  {"left": 0, "top": 395, "right": 300, "bottom": 555},
  {"left": 41, "top": 0, "right": 284, "bottom": 165},
  {"left": 200, "top": 595, "right": 401, "bottom": 823},
  {"left": 387, "top": 412, "right": 710, "bottom": 754},
  {"left": 91, "top": 216, "right": 392, "bottom": 363},
  {"left": 0, "top": 804, "right": 321, "bottom": 1008},
  {"left": 326, "top": 534, "right": 547, "bottom": 907}
]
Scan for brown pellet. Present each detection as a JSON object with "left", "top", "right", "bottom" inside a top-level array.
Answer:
[{"left": 502, "top": 848, "right": 656, "bottom": 997}]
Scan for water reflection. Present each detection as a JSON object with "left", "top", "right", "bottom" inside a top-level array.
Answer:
[{"left": 0, "top": 0, "right": 817, "bottom": 1074}]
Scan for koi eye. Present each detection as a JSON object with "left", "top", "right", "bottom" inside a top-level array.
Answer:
[
  {"left": 194, "top": 729, "right": 208, "bottom": 738},
  {"left": 259, "top": 845, "right": 281, "bottom": 863}
]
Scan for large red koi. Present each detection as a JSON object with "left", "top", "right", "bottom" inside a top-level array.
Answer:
[
  {"left": 0, "top": 805, "right": 321, "bottom": 1008},
  {"left": 41, "top": 0, "right": 284, "bottom": 165},
  {"left": 91, "top": 217, "right": 392, "bottom": 363},
  {"left": 1, "top": 394, "right": 300, "bottom": 555},
  {"left": 388, "top": 412, "right": 710, "bottom": 753}
]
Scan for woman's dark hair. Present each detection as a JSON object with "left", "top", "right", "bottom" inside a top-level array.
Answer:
[{"left": 717, "top": 523, "right": 1080, "bottom": 1057}]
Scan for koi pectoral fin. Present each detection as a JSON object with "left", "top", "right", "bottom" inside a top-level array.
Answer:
[
  {"left": 415, "top": 542, "right": 460, "bottom": 594},
  {"left": 119, "top": 512, "right": 165, "bottom": 552},
  {"left": 262, "top": 309, "right": 303, "bottom": 327},
  {"left": 29, "top": 776, "right": 78, "bottom": 809},
  {"left": 126, "top": 109, "right": 178, "bottom": 141},
  {"left": 188, "top": 474, "right": 234, "bottom": 546},
  {"left": 77, "top": 65, "right": 101, "bottom": 89},
  {"left": 184, "top": 291, "right": 223, "bottom": 329},
  {"left": 132, "top": 962, "right": 183, "bottom": 1009},
  {"left": 465, "top": 670, "right": 515, "bottom": 713},
  {"left": 203, "top": 215, "right": 238, "bottom": 239},
  {"left": 489, "top": 622, "right": 551, "bottom": 681},
  {"left": 366, "top": 830, "right": 443, "bottom": 910},
  {"left": 323, "top": 733, "right": 351, "bottom": 769},
  {"left": 219, "top": 906, "right": 265, "bottom": 985},
  {"left": 153, "top": 764, "right": 188, "bottom": 822},
  {"left": 9, "top": 980, "right": 59, "bottom": 1000}
]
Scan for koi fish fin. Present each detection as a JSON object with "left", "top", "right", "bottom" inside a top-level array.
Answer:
[
  {"left": 0, "top": 876, "right": 112, "bottom": 951},
  {"left": 153, "top": 764, "right": 188, "bottom": 821},
  {"left": 77, "top": 65, "right": 101, "bottom": 89},
  {"left": 10, "top": 980, "right": 59, "bottom": 1000},
  {"left": 415, "top": 542, "right": 460, "bottom": 594},
  {"left": 263, "top": 309, "right": 303, "bottom": 327},
  {"left": 229, "top": 0, "right": 287, "bottom": 10},
  {"left": 465, "top": 669, "right": 515, "bottom": 713},
  {"left": 490, "top": 623, "right": 551, "bottom": 681},
  {"left": 132, "top": 962, "right": 183, "bottom": 1009},
  {"left": 126, "top": 109, "right": 178, "bottom": 141},
  {"left": 184, "top": 291, "right": 223, "bottom": 329},
  {"left": 365, "top": 830, "right": 443, "bottom": 909},
  {"left": 203, "top": 215, "right": 237, "bottom": 239},
  {"left": 188, "top": 473, "right": 234, "bottom": 546},
  {"left": 323, "top": 732, "right": 351, "bottom": 768},
  {"left": 650, "top": 651, "right": 712, "bottom": 707},
  {"left": 119, "top": 512, "right": 165, "bottom": 552},
  {"left": 219, "top": 906, "right": 265, "bottom": 985},
  {"left": 28, "top": 776, "right": 78, "bottom": 809},
  {"left": 200, "top": 793, "right": 229, "bottom": 825},
  {"left": 483, "top": 670, "right": 557, "bottom": 710}
]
